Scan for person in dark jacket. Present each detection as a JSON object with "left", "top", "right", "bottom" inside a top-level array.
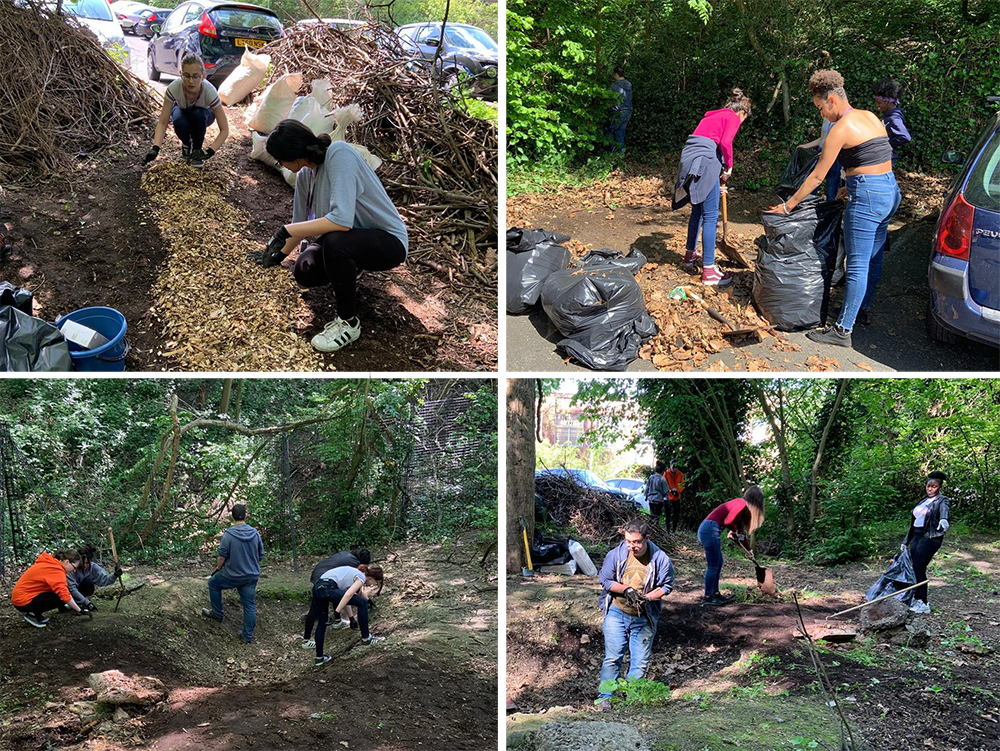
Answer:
[
  {"left": 604, "top": 66, "right": 633, "bottom": 153},
  {"left": 595, "top": 520, "right": 674, "bottom": 711},
  {"left": 673, "top": 88, "right": 752, "bottom": 287},
  {"left": 201, "top": 504, "right": 265, "bottom": 643},
  {"left": 312, "top": 564, "right": 386, "bottom": 666},
  {"left": 65, "top": 544, "right": 121, "bottom": 612},
  {"left": 872, "top": 79, "right": 911, "bottom": 167},
  {"left": 645, "top": 461, "right": 669, "bottom": 526},
  {"left": 902, "top": 471, "right": 950, "bottom": 614},
  {"left": 697, "top": 485, "right": 765, "bottom": 607},
  {"left": 300, "top": 548, "right": 372, "bottom": 648}
]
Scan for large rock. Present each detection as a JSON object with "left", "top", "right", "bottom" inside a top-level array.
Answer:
[
  {"left": 887, "top": 624, "right": 932, "bottom": 648},
  {"left": 534, "top": 721, "right": 650, "bottom": 751},
  {"left": 860, "top": 598, "right": 909, "bottom": 633},
  {"left": 88, "top": 670, "right": 166, "bottom": 707}
]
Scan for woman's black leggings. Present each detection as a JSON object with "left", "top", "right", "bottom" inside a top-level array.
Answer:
[
  {"left": 908, "top": 532, "right": 943, "bottom": 603},
  {"left": 293, "top": 229, "right": 406, "bottom": 320},
  {"left": 312, "top": 580, "right": 370, "bottom": 656},
  {"left": 14, "top": 592, "right": 63, "bottom": 615}
]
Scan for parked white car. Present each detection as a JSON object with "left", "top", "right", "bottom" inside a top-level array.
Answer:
[
  {"left": 606, "top": 478, "right": 649, "bottom": 513},
  {"left": 61, "top": 0, "right": 132, "bottom": 69}
]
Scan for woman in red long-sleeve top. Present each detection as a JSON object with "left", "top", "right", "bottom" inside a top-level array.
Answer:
[
  {"left": 672, "top": 88, "right": 752, "bottom": 287},
  {"left": 11, "top": 550, "right": 84, "bottom": 628},
  {"left": 697, "top": 486, "right": 765, "bottom": 606}
]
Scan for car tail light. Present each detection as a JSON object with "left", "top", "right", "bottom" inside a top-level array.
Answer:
[
  {"left": 935, "top": 192, "right": 974, "bottom": 262},
  {"left": 147, "top": 13, "right": 156, "bottom": 21},
  {"left": 198, "top": 12, "right": 218, "bottom": 38}
]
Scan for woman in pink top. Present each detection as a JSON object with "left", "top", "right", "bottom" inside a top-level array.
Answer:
[
  {"left": 696, "top": 486, "right": 765, "bottom": 606},
  {"left": 672, "top": 89, "right": 752, "bottom": 287}
]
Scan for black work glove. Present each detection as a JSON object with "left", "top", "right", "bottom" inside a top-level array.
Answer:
[
  {"left": 623, "top": 587, "right": 643, "bottom": 609},
  {"left": 142, "top": 145, "right": 160, "bottom": 165},
  {"left": 114, "top": 564, "right": 123, "bottom": 580},
  {"left": 250, "top": 226, "right": 291, "bottom": 267},
  {"left": 74, "top": 608, "right": 93, "bottom": 619},
  {"left": 202, "top": 147, "right": 215, "bottom": 160},
  {"left": 84, "top": 600, "right": 97, "bottom": 612}
]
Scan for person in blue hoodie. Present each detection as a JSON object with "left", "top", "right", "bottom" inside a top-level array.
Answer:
[
  {"left": 201, "top": 504, "right": 264, "bottom": 643},
  {"left": 604, "top": 66, "right": 633, "bottom": 153},
  {"left": 595, "top": 519, "right": 674, "bottom": 712}
]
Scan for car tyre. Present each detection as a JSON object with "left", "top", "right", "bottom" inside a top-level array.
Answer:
[
  {"left": 926, "top": 298, "right": 958, "bottom": 345},
  {"left": 147, "top": 48, "right": 160, "bottom": 81}
]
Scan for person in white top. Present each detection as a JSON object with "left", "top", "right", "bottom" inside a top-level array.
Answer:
[
  {"left": 143, "top": 54, "right": 230, "bottom": 169},
  {"left": 902, "top": 471, "right": 950, "bottom": 614},
  {"left": 310, "top": 564, "right": 385, "bottom": 666}
]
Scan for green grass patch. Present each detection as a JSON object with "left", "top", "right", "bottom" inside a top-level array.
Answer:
[
  {"left": 938, "top": 563, "right": 998, "bottom": 594},
  {"left": 253, "top": 582, "right": 311, "bottom": 604},
  {"left": 839, "top": 637, "right": 883, "bottom": 667},
  {"left": 508, "top": 156, "right": 621, "bottom": 197},
  {"left": 941, "top": 621, "right": 986, "bottom": 649},
  {"left": 597, "top": 677, "right": 672, "bottom": 708}
]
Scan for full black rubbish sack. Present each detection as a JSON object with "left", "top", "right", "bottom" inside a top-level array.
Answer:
[
  {"left": 506, "top": 227, "right": 573, "bottom": 314},
  {"left": 0, "top": 305, "right": 72, "bottom": 371},
  {"left": 580, "top": 246, "right": 648, "bottom": 275},
  {"left": 753, "top": 195, "right": 844, "bottom": 331},
  {"left": 0, "top": 282, "right": 33, "bottom": 315},
  {"left": 531, "top": 530, "right": 572, "bottom": 566},
  {"left": 541, "top": 263, "right": 657, "bottom": 371},
  {"left": 777, "top": 147, "right": 821, "bottom": 200},
  {"left": 865, "top": 544, "right": 917, "bottom": 605}
]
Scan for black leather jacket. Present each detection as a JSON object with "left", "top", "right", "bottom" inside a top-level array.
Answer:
[{"left": 905, "top": 493, "right": 950, "bottom": 543}]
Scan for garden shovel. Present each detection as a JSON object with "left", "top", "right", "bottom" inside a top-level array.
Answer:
[
  {"left": 735, "top": 538, "right": 776, "bottom": 596},
  {"left": 519, "top": 515, "right": 534, "bottom": 578},
  {"left": 719, "top": 186, "right": 751, "bottom": 269}
]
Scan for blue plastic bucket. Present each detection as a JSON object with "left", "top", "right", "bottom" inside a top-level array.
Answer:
[{"left": 57, "top": 307, "right": 130, "bottom": 372}]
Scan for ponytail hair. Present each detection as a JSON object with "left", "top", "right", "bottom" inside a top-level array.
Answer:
[
  {"left": 743, "top": 485, "right": 765, "bottom": 533},
  {"left": 265, "top": 119, "right": 332, "bottom": 164},
  {"left": 724, "top": 87, "right": 752, "bottom": 116}
]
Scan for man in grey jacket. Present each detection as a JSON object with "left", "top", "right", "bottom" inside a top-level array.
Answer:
[
  {"left": 645, "top": 461, "right": 669, "bottom": 526},
  {"left": 596, "top": 519, "right": 673, "bottom": 711},
  {"left": 201, "top": 504, "right": 264, "bottom": 643}
]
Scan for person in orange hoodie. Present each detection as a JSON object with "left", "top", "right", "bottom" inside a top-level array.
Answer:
[
  {"left": 663, "top": 461, "right": 685, "bottom": 534},
  {"left": 11, "top": 550, "right": 84, "bottom": 627}
]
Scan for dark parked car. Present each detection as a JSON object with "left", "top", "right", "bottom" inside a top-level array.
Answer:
[
  {"left": 927, "top": 104, "right": 1000, "bottom": 349},
  {"left": 147, "top": 1, "right": 283, "bottom": 84},
  {"left": 395, "top": 22, "right": 498, "bottom": 100},
  {"left": 134, "top": 6, "right": 169, "bottom": 39},
  {"left": 534, "top": 468, "right": 639, "bottom": 508}
]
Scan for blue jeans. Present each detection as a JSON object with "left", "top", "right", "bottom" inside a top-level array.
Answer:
[
  {"left": 604, "top": 111, "right": 631, "bottom": 152},
  {"left": 698, "top": 519, "right": 723, "bottom": 597},
  {"left": 171, "top": 105, "right": 216, "bottom": 149},
  {"left": 686, "top": 177, "right": 721, "bottom": 267},
  {"left": 597, "top": 605, "right": 655, "bottom": 698},
  {"left": 837, "top": 172, "right": 901, "bottom": 331},
  {"left": 208, "top": 572, "right": 257, "bottom": 642}
]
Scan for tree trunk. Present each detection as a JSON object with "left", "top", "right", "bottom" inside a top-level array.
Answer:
[
  {"left": 232, "top": 380, "right": 244, "bottom": 421},
  {"left": 810, "top": 380, "right": 850, "bottom": 522},
  {"left": 506, "top": 379, "right": 536, "bottom": 573},
  {"left": 751, "top": 382, "right": 793, "bottom": 531},
  {"left": 220, "top": 379, "right": 233, "bottom": 415}
]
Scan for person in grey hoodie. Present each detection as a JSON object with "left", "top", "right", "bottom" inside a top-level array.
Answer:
[
  {"left": 596, "top": 519, "right": 673, "bottom": 711},
  {"left": 645, "top": 461, "right": 669, "bottom": 526},
  {"left": 201, "top": 504, "right": 264, "bottom": 643},
  {"left": 604, "top": 66, "right": 633, "bottom": 153},
  {"left": 65, "top": 543, "right": 121, "bottom": 612}
]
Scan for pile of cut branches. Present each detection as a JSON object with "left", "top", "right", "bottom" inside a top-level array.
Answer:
[
  {"left": 535, "top": 474, "right": 669, "bottom": 546},
  {"left": 0, "top": 2, "right": 154, "bottom": 180},
  {"left": 261, "top": 23, "right": 498, "bottom": 294}
]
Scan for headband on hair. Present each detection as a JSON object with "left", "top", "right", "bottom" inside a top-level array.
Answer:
[{"left": 875, "top": 96, "right": 900, "bottom": 106}]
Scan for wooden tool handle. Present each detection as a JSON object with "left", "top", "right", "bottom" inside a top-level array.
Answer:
[
  {"left": 826, "top": 580, "right": 929, "bottom": 619},
  {"left": 108, "top": 527, "right": 118, "bottom": 564},
  {"left": 722, "top": 188, "right": 729, "bottom": 225}
]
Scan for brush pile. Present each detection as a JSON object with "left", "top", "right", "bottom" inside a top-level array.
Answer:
[
  {"left": 0, "top": 2, "right": 154, "bottom": 180},
  {"left": 535, "top": 474, "right": 669, "bottom": 546},
  {"left": 261, "top": 22, "right": 498, "bottom": 294}
]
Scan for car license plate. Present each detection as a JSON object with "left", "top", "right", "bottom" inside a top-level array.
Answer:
[{"left": 235, "top": 38, "right": 265, "bottom": 49}]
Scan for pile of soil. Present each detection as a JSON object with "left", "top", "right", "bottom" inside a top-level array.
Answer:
[{"left": 0, "top": 541, "right": 499, "bottom": 751}]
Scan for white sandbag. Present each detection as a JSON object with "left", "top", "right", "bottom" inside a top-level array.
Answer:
[
  {"left": 246, "top": 72, "right": 303, "bottom": 135},
  {"left": 568, "top": 539, "right": 598, "bottom": 576},
  {"left": 349, "top": 143, "right": 381, "bottom": 172},
  {"left": 330, "top": 104, "right": 362, "bottom": 142},
  {"left": 288, "top": 95, "right": 331, "bottom": 136},
  {"left": 281, "top": 167, "right": 297, "bottom": 187},
  {"left": 311, "top": 78, "right": 333, "bottom": 110},
  {"left": 250, "top": 131, "right": 280, "bottom": 169},
  {"left": 218, "top": 49, "right": 270, "bottom": 105},
  {"left": 537, "top": 560, "right": 578, "bottom": 576}
]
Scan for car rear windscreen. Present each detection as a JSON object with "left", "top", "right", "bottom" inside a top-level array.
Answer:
[
  {"left": 964, "top": 127, "right": 1000, "bottom": 211},
  {"left": 211, "top": 8, "right": 281, "bottom": 32}
]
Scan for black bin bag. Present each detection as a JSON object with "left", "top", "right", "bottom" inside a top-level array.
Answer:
[
  {"left": 541, "top": 263, "right": 657, "bottom": 371},
  {"left": 865, "top": 544, "right": 917, "bottom": 605},
  {"left": 753, "top": 195, "right": 843, "bottom": 331},
  {"left": 506, "top": 227, "right": 572, "bottom": 313},
  {"left": 0, "top": 282, "right": 33, "bottom": 315},
  {"left": 0, "top": 305, "right": 72, "bottom": 372},
  {"left": 580, "top": 246, "right": 648, "bottom": 275},
  {"left": 777, "top": 147, "right": 821, "bottom": 200}
]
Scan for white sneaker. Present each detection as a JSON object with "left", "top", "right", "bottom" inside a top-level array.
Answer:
[
  {"left": 331, "top": 619, "right": 350, "bottom": 630},
  {"left": 300, "top": 638, "right": 315, "bottom": 649},
  {"left": 361, "top": 635, "right": 385, "bottom": 646},
  {"left": 909, "top": 600, "right": 931, "bottom": 614},
  {"left": 311, "top": 317, "right": 360, "bottom": 353}
]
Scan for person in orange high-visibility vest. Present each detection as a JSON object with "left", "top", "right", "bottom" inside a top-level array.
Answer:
[
  {"left": 11, "top": 550, "right": 84, "bottom": 628},
  {"left": 663, "top": 461, "right": 685, "bottom": 533}
]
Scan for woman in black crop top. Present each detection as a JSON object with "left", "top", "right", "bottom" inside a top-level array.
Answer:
[{"left": 765, "top": 69, "right": 901, "bottom": 349}]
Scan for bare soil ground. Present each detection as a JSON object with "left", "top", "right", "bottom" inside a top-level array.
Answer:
[
  {"left": 0, "top": 99, "right": 497, "bottom": 372},
  {"left": 507, "top": 532, "right": 1000, "bottom": 751},
  {"left": 507, "top": 162, "right": 999, "bottom": 373},
  {"left": 0, "top": 541, "right": 498, "bottom": 751}
]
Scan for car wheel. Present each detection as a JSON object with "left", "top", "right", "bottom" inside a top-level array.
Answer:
[
  {"left": 926, "top": 298, "right": 958, "bottom": 345},
  {"left": 146, "top": 48, "right": 160, "bottom": 81},
  {"left": 441, "top": 68, "right": 460, "bottom": 91}
]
